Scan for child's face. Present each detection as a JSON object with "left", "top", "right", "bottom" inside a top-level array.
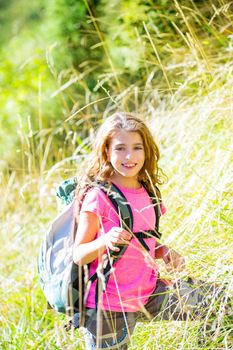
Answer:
[{"left": 107, "top": 130, "right": 145, "bottom": 183}]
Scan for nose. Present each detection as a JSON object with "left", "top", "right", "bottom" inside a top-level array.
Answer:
[{"left": 125, "top": 151, "right": 132, "bottom": 160}]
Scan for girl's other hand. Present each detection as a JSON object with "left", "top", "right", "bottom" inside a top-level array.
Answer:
[
  {"left": 163, "top": 248, "right": 186, "bottom": 272},
  {"left": 105, "top": 227, "right": 132, "bottom": 252}
]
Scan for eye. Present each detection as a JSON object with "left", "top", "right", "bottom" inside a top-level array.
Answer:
[
  {"left": 134, "top": 146, "right": 143, "bottom": 150},
  {"left": 115, "top": 146, "right": 125, "bottom": 151}
]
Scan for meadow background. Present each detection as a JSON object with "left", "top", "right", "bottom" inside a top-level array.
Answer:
[{"left": 0, "top": 0, "right": 232, "bottom": 349}]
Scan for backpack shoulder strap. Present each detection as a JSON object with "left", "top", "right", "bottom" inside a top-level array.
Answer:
[
  {"left": 97, "top": 182, "right": 134, "bottom": 261},
  {"left": 98, "top": 182, "right": 133, "bottom": 231},
  {"left": 143, "top": 184, "right": 162, "bottom": 239}
]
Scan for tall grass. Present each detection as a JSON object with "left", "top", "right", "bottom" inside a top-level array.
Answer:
[
  {"left": 0, "top": 2, "right": 233, "bottom": 349},
  {"left": 1, "top": 61, "right": 232, "bottom": 348}
]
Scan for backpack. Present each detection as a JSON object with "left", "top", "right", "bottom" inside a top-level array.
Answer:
[{"left": 38, "top": 178, "right": 162, "bottom": 322}]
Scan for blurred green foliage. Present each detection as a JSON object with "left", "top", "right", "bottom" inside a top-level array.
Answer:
[{"left": 0, "top": 0, "right": 232, "bottom": 173}]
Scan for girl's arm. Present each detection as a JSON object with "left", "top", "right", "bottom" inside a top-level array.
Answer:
[
  {"left": 73, "top": 211, "right": 132, "bottom": 266},
  {"left": 155, "top": 242, "right": 186, "bottom": 272},
  {"left": 154, "top": 243, "right": 169, "bottom": 259},
  {"left": 73, "top": 211, "right": 105, "bottom": 266}
]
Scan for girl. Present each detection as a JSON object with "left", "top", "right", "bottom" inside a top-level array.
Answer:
[{"left": 72, "top": 113, "right": 227, "bottom": 349}]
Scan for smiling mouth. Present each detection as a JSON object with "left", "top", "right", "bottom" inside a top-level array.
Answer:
[{"left": 122, "top": 163, "right": 137, "bottom": 168}]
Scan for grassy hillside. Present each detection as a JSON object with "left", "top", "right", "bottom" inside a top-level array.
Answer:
[
  {"left": 0, "top": 1, "right": 232, "bottom": 348},
  {"left": 0, "top": 59, "right": 232, "bottom": 349}
]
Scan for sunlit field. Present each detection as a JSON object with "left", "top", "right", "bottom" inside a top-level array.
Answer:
[{"left": 0, "top": 1, "right": 232, "bottom": 349}]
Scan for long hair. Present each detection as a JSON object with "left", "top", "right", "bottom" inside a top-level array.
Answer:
[{"left": 77, "top": 112, "right": 165, "bottom": 195}]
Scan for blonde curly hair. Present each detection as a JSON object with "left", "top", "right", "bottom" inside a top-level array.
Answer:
[{"left": 77, "top": 112, "right": 165, "bottom": 194}]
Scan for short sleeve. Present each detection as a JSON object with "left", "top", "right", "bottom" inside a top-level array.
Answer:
[{"left": 80, "top": 187, "right": 108, "bottom": 217}]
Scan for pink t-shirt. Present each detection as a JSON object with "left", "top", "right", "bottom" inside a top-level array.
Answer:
[{"left": 80, "top": 183, "right": 166, "bottom": 312}]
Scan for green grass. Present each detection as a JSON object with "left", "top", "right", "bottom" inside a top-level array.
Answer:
[
  {"left": 0, "top": 1, "right": 233, "bottom": 348},
  {"left": 0, "top": 62, "right": 232, "bottom": 348}
]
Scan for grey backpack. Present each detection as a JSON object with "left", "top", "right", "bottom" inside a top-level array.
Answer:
[{"left": 38, "top": 178, "right": 162, "bottom": 320}]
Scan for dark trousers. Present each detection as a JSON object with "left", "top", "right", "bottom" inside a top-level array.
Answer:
[{"left": 82, "top": 278, "right": 231, "bottom": 349}]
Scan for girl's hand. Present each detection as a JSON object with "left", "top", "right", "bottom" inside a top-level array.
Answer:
[
  {"left": 163, "top": 248, "right": 186, "bottom": 272},
  {"left": 105, "top": 227, "right": 132, "bottom": 252}
]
